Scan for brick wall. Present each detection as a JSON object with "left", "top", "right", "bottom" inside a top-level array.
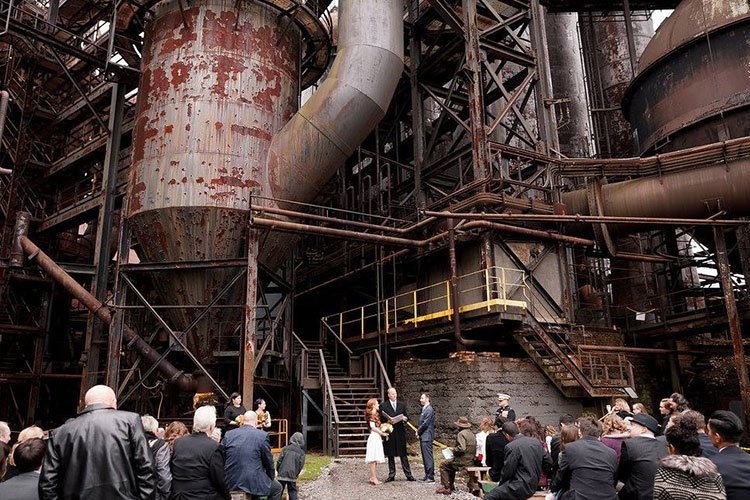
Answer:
[{"left": 395, "top": 354, "right": 583, "bottom": 440}]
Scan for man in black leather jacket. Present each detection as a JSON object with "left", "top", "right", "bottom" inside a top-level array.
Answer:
[{"left": 39, "top": 385, "right": 155, "bottom": 499}]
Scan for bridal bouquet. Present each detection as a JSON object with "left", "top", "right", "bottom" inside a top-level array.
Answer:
[{"left": 379, "top": 422, "right": 394, "bottom": 439}]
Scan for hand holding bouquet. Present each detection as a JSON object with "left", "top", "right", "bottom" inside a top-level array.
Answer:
[{"left": 379, "top": 422, "right": 394, "bottom": 440}]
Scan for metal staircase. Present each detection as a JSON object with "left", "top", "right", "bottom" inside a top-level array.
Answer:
[
  {"left": 294, "top": 332, "right": 388, "bottom": 457},
  {"left": 515, "top": 312, "right": 634, "bottom": 398}
]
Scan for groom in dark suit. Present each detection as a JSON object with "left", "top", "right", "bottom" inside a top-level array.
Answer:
[
  {"left": 381, "top": 387, "right": 415, "bottom": 481},
  {"left": 416, "top": 392, "right": 435, "bottom": 482}
]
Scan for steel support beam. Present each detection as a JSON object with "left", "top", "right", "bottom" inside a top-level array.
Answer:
[{"left": 242, "top": 226, "right": 260, "bottom": 406}]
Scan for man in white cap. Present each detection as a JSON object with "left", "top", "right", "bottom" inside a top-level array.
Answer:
[{"left": 495, "top": 393, "right": 516, "bottom": 422}]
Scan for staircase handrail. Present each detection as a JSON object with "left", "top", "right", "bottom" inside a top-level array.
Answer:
[
  {"left": 319, "top": 348, "right": 340, "bottom": 456},
  {"left": 321, "top": 317, "right": 352, "bottom": 375},
  {"left": 292, "top": 332, "right": 309, "bottom": 384},
  {"left": 360, "top": 349, "right": 392, "bottom": 402}
]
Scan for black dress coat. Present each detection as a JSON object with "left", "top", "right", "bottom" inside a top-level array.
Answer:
[
  {"left": 553, "top": 435, "right": 618, "bottom": 500},
  {"left": 617, "top": 436, "right": 668, "bottom": 500},
  {"left": 487, "top": 435, "right": 552, "bottom": 500},
  {"left": 710, "top": 445, "right": 750, "bottom": 500},
  {"left": 380, "top": 399, "right": 409, "bottom": 457},
  {"left": 485, "top": 431, "right": 509, "bottom": 482},
  {"left": 170, "top": 432, "right": 228, "bottom": 500}
]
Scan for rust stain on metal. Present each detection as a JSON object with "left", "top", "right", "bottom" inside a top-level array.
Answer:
[
  {"left": 214, "top": 122, "right": 223, "bottom": 130},
  {"left": 230, "top": 124, "right": 272, "bottom": 141},
  {"left": 211, "top": 55, "right": 246, "bottom": 97},
  {"left": 210, "top": 176, "right": 260, "bottom": 188},
  {"left": 196, "top": 177, "right": 205, "bottom": 183},
  {"left": 159, "top": 10, "right": 198, "bottom": 56},
  {"left": 170, "top": 61, "right": 192, "bottom": 88},
  {"left": 164, "top": 124, "right": 173, "bottom": 134}
]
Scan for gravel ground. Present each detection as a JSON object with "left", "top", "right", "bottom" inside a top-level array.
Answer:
[{"left": 298, "top": 457, "right": 479, "bottom": 500}]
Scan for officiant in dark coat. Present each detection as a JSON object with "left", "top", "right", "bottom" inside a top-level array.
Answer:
[{"left": 380, "top": 387, "right": 415, "bottom": 481}]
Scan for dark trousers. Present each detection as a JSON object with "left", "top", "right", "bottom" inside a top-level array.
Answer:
[
  {"left": 387, "top": 454, "right": 413, "bottom": 479},
  {"left": 420, "top": 440, "right": 434, "bottom": 480},
  {"left": 279, "top": 480, "right": 297, "bottom": 500}
]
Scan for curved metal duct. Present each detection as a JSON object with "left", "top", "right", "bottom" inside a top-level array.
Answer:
[{"left": 261, "top": 0, "right": 404, "bottom": 266}]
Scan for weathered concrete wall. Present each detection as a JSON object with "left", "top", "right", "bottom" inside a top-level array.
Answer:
[{"left": 395, "top": 354, "right": 583, "bottom": 440}]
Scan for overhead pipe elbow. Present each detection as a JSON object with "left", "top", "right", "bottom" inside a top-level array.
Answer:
[{"left": 260, "top": 0, "right": 403, "bottom": 267}]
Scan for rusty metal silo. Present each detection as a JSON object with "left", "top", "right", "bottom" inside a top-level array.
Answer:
[
  {"left": 126, "top": 0, "right": 403, "bottom": 361},
  {"left": 128, "top": 0, "right": 301, "bottom": 359},
  {"left": 623, "top": 0, "right": 750, "bottom": 154}
]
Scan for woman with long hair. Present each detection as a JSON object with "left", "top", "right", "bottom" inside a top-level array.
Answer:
[
  {"left": 364, "top": 398, "right": 388, "bottom": 485},
  {"left": 223, "top": 392, "right": 246, "bottom": 427},
  {"left": 601, "top": 414, "right": 630, "bottom": 460},
  {"left": 475, "top": 417, "right": 494, "bottom": 466},
  {"left": 654, "top": 415, "right": 725, "bottom": 499},
  {"left": 163, "top": 421, "right": 189, "bottom": 453},
  {"left": 660, "top": 398, "right": 678, "bottom": 434}
]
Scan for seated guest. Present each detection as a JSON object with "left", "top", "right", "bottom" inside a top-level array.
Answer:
[
  {"left": 654, "top": 415, "right": 725, "bottom": 499},
  {"left": 170, "top": 405, "right": 228, "bottom": 500},
  {"left": 549, "top": 414, "right": 576, "bottom": 478},
  {"left": 612, "top": 398, "right": 634, "bottom": 420},
  {"left": 486, "top": 421, "right": 552, "bottom": 500},
  {"left": 551, "top": 417, "right": 617, "bottom": 500},
  {"left": 679, "top": 410, "right": 717, "bottom": 459},
  {"left": 3, "top": 425, "right": 44, "bottom": 481},
  {"left": 485, "top": 416, "right": 509, "bottom": 482},
  {"left": 659, "top": 398, "right": 678, "bottom": 435},
  {"left": 548, "top": 423, "right": 579, "bottom": 495},
  {"left": 436, "top": 417, "right": 477, "bottom": 496},
  {"left": 224, "top": 411, "right": 282, "bottom": 500},
  {"left": 619, "top": 413, "right": 667, "bottom": 500},
  {"left": 475, "top": 417, "right": 494, "bottom": 466},
  {"left": 708, "top": 411, "right": 750, "bottom": 500},
  {"left": 0, "top": 437, "right": 46, "bottom": 500},
  {"left": 632, "top": 403, "right": 648, "bottom": 415},
  {"left": 601, "top": 414, "right": 630, "bottom": 461}
]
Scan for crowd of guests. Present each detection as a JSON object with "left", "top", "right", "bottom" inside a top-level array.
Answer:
[
  {"left": 364, "top": 389, "right": 750, "bottom": 500},
  {"left": 0, "top": 385, "right": 303, "bottom": 500}
]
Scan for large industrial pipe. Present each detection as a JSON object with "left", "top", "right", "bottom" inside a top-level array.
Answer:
[
  {"left": 562, "top": 158, "right": 750, "bottom": 222},
  {"left": 261, "top": 0, "right": 403, "bottom": 265},
  {"left": 0, "top": 90, "right": 9, "bottom": 147},
  {"left": 19, "top": 236, "right": 197, "bottom": 392}
]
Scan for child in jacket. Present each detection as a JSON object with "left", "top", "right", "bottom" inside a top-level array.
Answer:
[{"left": 276, "top": 432, "right": 306, "bottom": 500}]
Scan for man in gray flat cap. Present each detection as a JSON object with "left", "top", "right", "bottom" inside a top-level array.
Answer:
[{"left": 495, "top": 393, "right": 516, "bottom": 422}]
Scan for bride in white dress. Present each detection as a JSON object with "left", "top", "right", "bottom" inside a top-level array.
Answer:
[{"left": 365, "top": 398, "right": 388, "bottom": 485}]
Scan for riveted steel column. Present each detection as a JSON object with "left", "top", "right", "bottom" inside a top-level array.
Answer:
[
  {"left": 242, "top": 225, "right": 259, "bottom": 406},
  {"left": 713, "top": 226, "right": 750, "bottom": 433},
  {"left": 462, "top": 0, "right": 489, "bottom": 182}
]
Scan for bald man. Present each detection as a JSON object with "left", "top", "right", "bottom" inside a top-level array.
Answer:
[{"left": 39, "top": 385, "right": 155, "bottom": 499}]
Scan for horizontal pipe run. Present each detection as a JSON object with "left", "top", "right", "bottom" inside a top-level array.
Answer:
[
  {"left": 577, "top": 345, "right": 704, "bottom": 356},
  {"left": 253, "top": 204, "right": 437, "bottom": 235},
  {"left": 422, "top": 210, "right": 749, "bottom": 227},
  {"left": 19, "top": 236, "right": 197, "bottom": 392}
]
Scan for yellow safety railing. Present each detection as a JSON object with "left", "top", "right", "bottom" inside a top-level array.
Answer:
[{"left": 321, "top": 266, "right": 528, "bottom": 340}]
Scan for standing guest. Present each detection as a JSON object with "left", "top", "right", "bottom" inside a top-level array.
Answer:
[
  {"left": 223, "top": 411, "right": 280, "bottom": 500},
  {"left": 415, "top": 393, "right": 435, "bottom": 483},
  {"left": 632, "top": 403, "right": 648, "bottom": 415},
  {"left": 485, "top": 416, "right": 509, "bottom": 482},
  {"left": 475, "top": 417, "right": 493, "bottom": 466},
  {"left": 141, "top": 415, "right": 171, "bottom": 500},
  {"left": 518, "top": 417, "right": 551, "bottom": 491},
  {"left": 0, "top": 421, "right": 11, "bottom": 479},
  {"left": 223, "top": 392, "right": 246, "bottom": 428},
  {"left": 601, "top": 414, "right": 631, "bottom": 461},
  {"left": 39, "top": 385, "right": 154, "bottom": 499},
  {"left": 253, "top": 399, "right": 272, "bottom": 430},
  {"left": 495, "top": 393, "right": 516, "bottom": 422},
  {"left": 170, "top": 405, "right": 228, "bottom": 500},
  {"left": 365, "top": 399, "right": 388, "bottom": 485},
  {"left": 670, "top": 393, "right": 690, "bottom": 413},
  {"left": 551, "top": 417, "right": 617, "bottom": 500},
  {"left": 486, "top": 421, "right": 551, "bottom": 500},
  {"left": 436, "top": 416, "right": 477, "bottom": 496},
  {"left": 380, "top": 387, "right": 414, "bottom": 482},
  {"left": 276, "top": 432, "right": 305, "bottom": 500},
  {"left": 0, "top": 438, "right": 46, "bottom": 499},
  {"left": 654, "top": 415, "right": 725, "bottom": 500},
  {"left": 164, "top": 421, "right": 189, "bottom": 453},
  {"left": 618, "top": 413, "right": 667, "bottom": 500},
  {"left": 4, "top": 426, "right": 44, "bottom": 481},
  {"left": 659, "top": 398, "right": 678, "bottom": 435},
  {"left": 707, "top": 410, "right": 750, "bottom": 500}
]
